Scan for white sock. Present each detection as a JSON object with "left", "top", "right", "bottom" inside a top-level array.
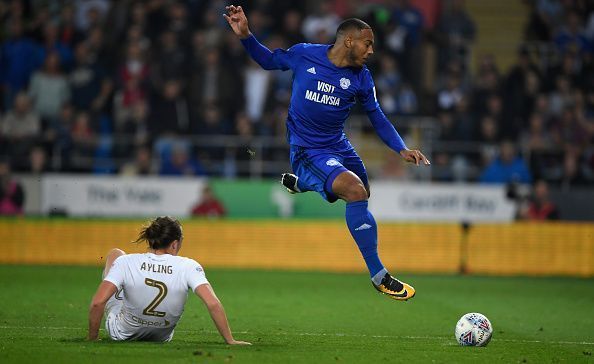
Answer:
[{"left": 371, "top": 268, "right": 388, "bottom": 285}]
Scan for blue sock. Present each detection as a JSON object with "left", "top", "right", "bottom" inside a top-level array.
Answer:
[{"left": 345, "top": 201, "right": 385, "bottom": 279}]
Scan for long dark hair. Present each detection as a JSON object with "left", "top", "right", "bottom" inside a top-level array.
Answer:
[{"left": 134, "top": 216, "right": 182, "bottom": 250}]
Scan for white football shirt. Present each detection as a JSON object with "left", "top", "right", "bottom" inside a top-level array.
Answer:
[{"left": 103, "top": 253, "right": 209, "bottom": 341}]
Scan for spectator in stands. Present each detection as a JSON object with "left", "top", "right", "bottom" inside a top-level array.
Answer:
[
  {"left": 525, "top": 0, "right": 556, "bottom": 42},
  {"left": 125, "top": 24, "right": 151, "bottom": 53},
  {"left": 390, "top": 0, "right": 424, "bottom": 90},
  {"left": 0, "top": 159, "right": 24, "bottom": 216},
  {"left": 548, "top": 75, "right": 574, "bottom": 117},
  {"left": 281, "top": 9, "right": 307, "bottom": 45},
  {"left": 159, "top": 143, "right": 206, "bottom": 176},
  {"left": 116, "top": 100, "right": 149, "bottom": 152},
  {"left": 520, "top": 179, "right": 560, "bottom": 220},
  {"left": 0, "top": 19, "right": 39, "bottom": 109},
  {"left": 36, "top": 22, "right": 74, "bottom": 71},
  {"left": 556, "top": 151, "right": 589, "bottom": 190},
  {"left": 480, "top": 140, "right": 532, "bottom": 184},
  {"left": 57, "top": 4, "right": 84, "bottom": 47},
  {"left": 452, "top": 96, "right": 474, "bottom": 140},
  {"left": 546, "top": 51, "right": 582, "bottom": 92},
  {"left": 25, "top": 4, "right": 51, "bottom": 43},
  {"left": 147, "top": 79, "right": 189, "bottom": 136},
  {"left": 437, "top": 71, "right": 465, "bottom": 111},
  {"left": 70, "top": 111, "right": 96, "bottom": 169},
  {"left": 115, "top": 42, "right": 149, "bottom": 112},
  {"left": 503, "top": 47, "right": 541, "bottom": 135},
  {"left": 190, "top": 103, "right": 231, "bottom": 171},
  {"left": 69, "top": 42, "right": 113, "bottom": 112},
  {"left": 477, "top": 115, "right": 501, "bottom": 165},
  {"left": 1, "top": 92, "right": 41, "bottom": 168},
  {"left": 85, "top": 27, "right": 112, "bottom": 71},
  {"left": 188, "top": 46, "right": 242, "bottom": 121},
  {"left": 472, "top": 54, "right": 502, "bottom": 115},
  {"left": 191, "top": 184, "right": 227, "bottom": 218},
  {"left": 551, "top": 106, "right": 590, "bottom": 150},
  {"left": 28, "top": 51, "right": 71, "bottom": 122},
  {"left": 119, "top": 145, "right": 156, "bottom": 176},
  {"left": 520, "top": 112, "right": 553, "bottom": 152},
  {"left": 75, "top": 0, "right": 110, "bottom": 32},
  {"left": 27, "top": 145, "right": 50, "bottom": 174},
  {"left": 435, "top": 0, "right": 476, "bottom": 72},
  {"left": 301, "top": 0, "right": 341, "bottom": 43},
  {"left": 244, "top": 57, "right": 272, "bottom": 123},
  {"left": 45, "top": 103, "right": 74, "bottom": 170},
  {"left": 151, "top": 30, "right": 188, "bottom": 91},
  {"left": 1, "top": 91, "right": 40, "bottom": 143},
  {"left": 554, "top": 10, "right": 592, "bottom": 55},
  {"left": 375, "top": 54, "right": 402, "bottom": 115}
]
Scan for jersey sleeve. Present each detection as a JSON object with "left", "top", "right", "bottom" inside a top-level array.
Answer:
[
  {"left": 357, "top": 68, "right": 380, "bottom": 112},
  {"left": 103, "top": 256, "right": 126, "bottom": 287},
  {"left": 185, "top": 259, "right": 209, "bottom": 292},
  {"left": 240, "top": 35, "right": 303, "bottom": 71}
]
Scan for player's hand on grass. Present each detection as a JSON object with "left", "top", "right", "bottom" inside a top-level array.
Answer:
[
  {"left": 400, "top": 149, "right": 431, "bottom": 166},
  {"left": 226, "top": 339, "right": 252, "bottom": 345},
  {"left": 224, "top": 5, "right": 250, "bottom": 39}
]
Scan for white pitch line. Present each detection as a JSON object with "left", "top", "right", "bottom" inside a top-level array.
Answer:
[{"left": 1, "top": 326, "right": 593, "bottom": 346}]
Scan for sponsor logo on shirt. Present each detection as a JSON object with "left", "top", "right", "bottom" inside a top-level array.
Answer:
[{"left": 304, "top": 81, "right": 341, "bottom": 106}]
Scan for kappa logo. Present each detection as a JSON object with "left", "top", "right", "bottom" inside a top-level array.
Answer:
[
  {"left": 354, "top": 223, "right": 372, "bottom": 231},
  {"left": 326, "top": 158, "right": 339, "bottom": 166},
  {"left": 340, "top": 77, "right": 351, "bottom": 89},
  {"left": 307, "top": 67, "right": 316, "bottom": 74}
]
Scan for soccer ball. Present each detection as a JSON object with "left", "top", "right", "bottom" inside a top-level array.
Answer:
[{"left": 454, "top": 312, "right": 493, "bottom": 347}]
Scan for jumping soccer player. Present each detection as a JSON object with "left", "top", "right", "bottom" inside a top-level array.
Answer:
[
  {"left": 225, "top": 6, "right": 430, "bottom": 301},
  {"left": 87, "top": 216, "right": 250, "bottom": 344}
]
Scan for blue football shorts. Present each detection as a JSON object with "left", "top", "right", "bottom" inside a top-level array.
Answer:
[{"left": 289, "top": 139, "right": 369, "bottom": 203}]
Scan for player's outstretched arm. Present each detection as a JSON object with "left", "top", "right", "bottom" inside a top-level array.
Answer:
[
  {"left": 87, "top": 281, "right": 117, "bottom": 341},
  {"left": 223, "top": 5, "right": 292, "bottom": 71},
  {"left": 195, "top": 284, "right": 251, "bottom": 345},
  {"left": 366, "top": 108, "right": 430, "bottom": 166},
  {"left": 223, "top": 5, "right": 250, "bottom": 39}
]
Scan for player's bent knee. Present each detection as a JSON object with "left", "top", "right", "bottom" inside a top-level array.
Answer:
[{"left": 343, "top": 185, "right": 368, "bottom": 202}]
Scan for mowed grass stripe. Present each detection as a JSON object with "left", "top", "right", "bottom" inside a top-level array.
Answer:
[{"left": 2, "top": 325, "right": 594, "bottom": 346}]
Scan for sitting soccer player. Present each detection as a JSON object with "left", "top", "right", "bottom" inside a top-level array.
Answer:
[
  {"left": 87, "top": 216, "right": 250, "bottom": 344},
  {"left": 225, "top": 6, "right": 430, "bottom": 301}
]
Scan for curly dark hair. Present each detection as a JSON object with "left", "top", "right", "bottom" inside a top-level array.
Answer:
[{"left": 134, "top": 216, "right": 182, "bottom": 250}]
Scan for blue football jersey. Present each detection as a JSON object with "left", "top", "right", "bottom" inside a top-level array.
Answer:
[{"left": 269, "top": 43, "right": 379, "bottom": 147}]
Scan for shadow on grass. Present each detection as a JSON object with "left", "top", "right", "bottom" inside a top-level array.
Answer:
[{"left": 57, "top": 337, "right": 277, "bottom": 348}]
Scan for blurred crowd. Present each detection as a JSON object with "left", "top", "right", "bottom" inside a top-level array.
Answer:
[{"left": 0, "top": 0, "right": 593, "bottom": 190}]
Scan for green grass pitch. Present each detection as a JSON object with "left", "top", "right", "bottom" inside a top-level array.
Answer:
[{"left": 0, "top": 265, "right": 593, "bottom": 363}]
